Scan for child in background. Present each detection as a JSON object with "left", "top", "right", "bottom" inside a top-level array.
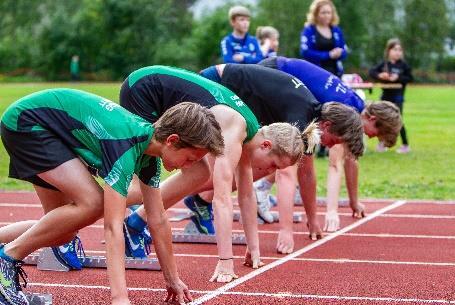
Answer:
[
  {"left": 256, "top": 26, "right": 280, "bottom": 58},
  {"left": 221, "top": 6, "right": 263, "bottom": 64},
  {"left": 370, "top": 38, "right": 413, "bottom": 154}
]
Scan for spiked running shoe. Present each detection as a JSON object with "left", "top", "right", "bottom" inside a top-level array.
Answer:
[
  {"left": 183, "top": 196, "right": 215, "bottom": 235},
  {"left": 0, "top": 247, "right": 29, "bottom": 305},
  {"left": 51, "top": 236, "right": 84, "bottom": 270},
  {"left": 123, "top": 221, "right": 147, "bottom": 259}
]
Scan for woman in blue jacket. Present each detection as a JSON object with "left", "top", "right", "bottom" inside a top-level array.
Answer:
[{"left": 300, "top": 0, "right": 347, "bottom": 77}]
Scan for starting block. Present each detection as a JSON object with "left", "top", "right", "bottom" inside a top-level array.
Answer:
[
  {"left": 233, "top": 210, "right": 303, "bottom": 223},
  {"left": 168, "top": 208, "right": 302, "bottom": 224},
  {"left": 172, "top": 221, "right": 246, "bottom": 245},
  {"left": 25, "top": 293, "right": 52, "bottom": 305},
  {"left": 24, "top": 248, "right": 161, "bottom": 271}
]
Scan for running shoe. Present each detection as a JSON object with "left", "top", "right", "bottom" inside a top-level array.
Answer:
[
  {"left": 396, "top": 145, "right": 410, "bottom": 154},
  {"left": 183, "top": 196, "right": 214, "bottom": 234},
  {"left": 0, "top": 246, "right": 29, "bottom": 305},
  {"left": 254, "top": 180, "right": 274, "bottom": 223},
  {"left": 51, "top": 236, "right": 84, "bottom": 270},
  {"left": 376, "top": 142, "right": 387, "bottom": 152},
  {"left": 123, "top": 221, "right": 147, "bottom": 259}
]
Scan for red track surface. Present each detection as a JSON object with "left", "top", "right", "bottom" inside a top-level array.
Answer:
[{"left": 1, "top": 192, "right": 454, "bottom": 305}]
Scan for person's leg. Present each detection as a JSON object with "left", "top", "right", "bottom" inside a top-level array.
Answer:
[
  {"left": 3, "top": 158, "right": 103, "bottom": 260},
  {"left": 0, "top": 183, "right": 76, "bottom": 244},
  {"left": 123, "top": 158, "right": 212, "bottom": 256},
  {"left": 0, "top": 221, "right": 37, "bottom": 244},
  {"left": 395, "top": 102, "right": 410, "bottom": 153}
]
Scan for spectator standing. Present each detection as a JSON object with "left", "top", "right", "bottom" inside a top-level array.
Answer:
[
  {"left": 221, "top": 6, "right": 263, "bottom": 64},
  {"left": 300, "top": 0, "right": 347, "bottom": 77},
  {"left": 70, "top": 55, "right": 80, "bottom": 81},
  {"left": 256, "top": 26, "right": 280, "bottom": 58},
  {"left": 370, "top": 38, "right": 413, "bottom": 154},
  {"left": 301, "top": 0, "right": 347, "bottom": 157}
]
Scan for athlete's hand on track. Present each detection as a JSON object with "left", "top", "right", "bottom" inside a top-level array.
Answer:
[
  {"left": 165, "top": 278, "right": 192, "bottom": 304},
  {"left": 324, "top": 210, "right": 340, "bottom": 232},
  {"left": 276, "top": 229, "right": 294, "bottom": 254},
  {"left": 350, "top": 202, "right": 366, "bottom": 219},
  {"left": 243, "top": 249, "right": 265, "bottom": 268},
  {"left": 210, "top": 259, "right": 239, "bottom": 283},
  {"left": 307, "top": 220, "right": 323, "bottom": 241}
]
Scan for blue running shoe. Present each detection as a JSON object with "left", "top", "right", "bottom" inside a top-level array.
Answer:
[
  {"left": 0, "top": 246, "right": 29, "bottom": 305},
  {"left": 183, "top": 196, "right": 215, "bottom": 235},
  {"left": 51, "top": 236, "right": 84, "bottom": 270},
  {"left": 123, "top": 221, "right": 147, "bottom": 259}
]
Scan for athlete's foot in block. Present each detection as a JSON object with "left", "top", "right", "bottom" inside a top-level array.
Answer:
[
  {"left": 210, "top": 259, "right": 238, "bottom": 283},
  {"left": 243, "top": 249, "right": 264, "bottom": 269},
  {"left": 307, "top": 220, "right": 322, "bottom": 241},
  {"left": 350, "top": 202, "right": 366, "bottom": 219},
  {"left": 276, "top": 229, "right": 294, "bottom": 254},
  {"left": 51, "top": 236, "right": 83, "bottom": 270},
  {"left": 324, "top": 210, "right": 340, "bottom": 232}
]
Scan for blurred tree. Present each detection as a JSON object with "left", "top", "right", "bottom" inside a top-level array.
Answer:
[
  {"left": 0, "top": 0, "right": 43, "bottom": 72},
  {"left": 255, "top": 0, "right": 311, "bottom": 57},
  {"left": 401, "top": 0, "right": 449, "bottom": 68},
  {"left": 188, "top": 3, "right": 233, "bottom": 70},
  {"left": 335, "top": 0, "right": 400, "bottom": 69}
]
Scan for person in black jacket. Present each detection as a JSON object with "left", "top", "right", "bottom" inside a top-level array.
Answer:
[{"left": 370, "top": 38, "right": 413, "bottom": 153}]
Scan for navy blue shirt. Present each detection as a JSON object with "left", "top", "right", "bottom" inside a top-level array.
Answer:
[
  {"left": 369, "top": 60, "right": 413, "bottom": 103},
  {"left": 221, "top": 33, "right": 263, "bottom": 64}
]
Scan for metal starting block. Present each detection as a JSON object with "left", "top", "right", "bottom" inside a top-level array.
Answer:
[
  {"left": 25, "top": 293, "right": 52, "bottom": 305},
  {"left": 24, "top": 248, "right": 161, "bottom": 271},
  {"left": 168, "top": 208, "right": 302, "bottom": 224},
  {"left": 233, "top": 210, "right": 303, "bottom": 223},
  {"left": 172, "top": 221, "right": 246, "bottom": 245}
]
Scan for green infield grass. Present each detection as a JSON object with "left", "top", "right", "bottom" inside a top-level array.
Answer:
[{"left": 0, "top": 83, "right": 453, "bottom": 200}]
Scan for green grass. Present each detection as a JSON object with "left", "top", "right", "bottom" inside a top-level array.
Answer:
[{"left": 0, "top": 83, "right": 453, "bottom": 200}]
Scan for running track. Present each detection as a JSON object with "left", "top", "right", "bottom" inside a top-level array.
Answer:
[{"left": 1, "top": 192, "right": 455, "bottom": 304}]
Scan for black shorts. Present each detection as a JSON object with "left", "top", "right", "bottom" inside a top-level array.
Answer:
[{"left": 1, "top": 123, "right": 77, "bottom": 190}]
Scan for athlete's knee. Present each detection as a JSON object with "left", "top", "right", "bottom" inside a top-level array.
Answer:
[{"left": 78, "top": 191, "right": 104, "bottom": 218}]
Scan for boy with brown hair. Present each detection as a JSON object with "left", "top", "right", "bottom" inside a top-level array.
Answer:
[
  {"left": 256, "top": 57, "right": 401, "bottom": 247},
  {"left": 0, "top": 89, "right": 225, "bottom": 305},
  {"left": 221, "top": 5, "right": 263, "bottom": 64}
]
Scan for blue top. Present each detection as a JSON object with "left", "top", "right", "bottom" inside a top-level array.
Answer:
[
  {"left": 221, "top": 33, "right": 263, "bottom": 64},
  {"left": 276, "top": 57, "right": 364, "bottom": 113},
  {"left": 300, "top": 25, "right": 347, "bottom": 76}
]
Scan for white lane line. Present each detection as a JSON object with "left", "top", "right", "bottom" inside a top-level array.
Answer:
[
  {"left": 27, "top": 283, "right": 455, "bottom": 303},
  {"left": 3, "top": 202, "right": 455, "bottom": 219},
  {"left": 190, "top": 200, "right": 407, "bottom": 305},
  {"left": 333, "top": 213, "right": 455, "bottom": 219},
  {"left": 76, "top": 250, "right": 455, "bottom": 266}
]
